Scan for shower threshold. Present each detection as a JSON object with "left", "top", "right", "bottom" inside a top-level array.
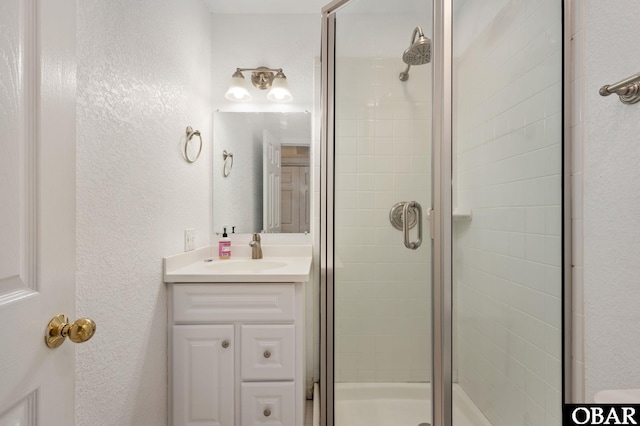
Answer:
[{"left": 334, "top": 383, "right": 492, "bottom": 426}]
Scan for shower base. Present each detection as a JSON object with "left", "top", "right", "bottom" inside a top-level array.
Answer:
[{"left": 334, "top": 383, "right": 492, "bottom": 426}]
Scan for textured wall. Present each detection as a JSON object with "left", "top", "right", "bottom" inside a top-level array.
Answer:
[
  {"left": 583, "top": 0, "right": 640, "bottom": 401},
  {"left": 75, "top": 1, "right": 212, "bottom": 425},
  {"left": 453, "top": 0, "right": 563, "bottom": 424}
]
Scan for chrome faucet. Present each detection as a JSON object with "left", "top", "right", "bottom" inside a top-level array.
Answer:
[{"left": 249, "top": 233, "right": 262, "bottom": 259}]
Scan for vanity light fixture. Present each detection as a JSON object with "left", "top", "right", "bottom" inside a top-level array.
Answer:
[{"left": 224, "top": 67, "right": 293, "bottom": 102}]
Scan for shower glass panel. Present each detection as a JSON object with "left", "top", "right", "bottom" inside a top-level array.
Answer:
[
  {"left": 452, "top": 1, "right": 564, "bottom": 425},
  {"left": 332, "top": 1, "right": 434, "bottom": 425}
]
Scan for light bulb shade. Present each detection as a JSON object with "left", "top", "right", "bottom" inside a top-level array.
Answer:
[
  {"left": 266, "top": 73, "right": 293, "bottom": 102},
  {"left": 225, "top": 73, "right": 251, "bottom": 101}
]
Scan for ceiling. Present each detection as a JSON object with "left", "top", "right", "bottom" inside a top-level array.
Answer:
[{"left": 204, "top": 0, "right": 329, "bottom": 14}]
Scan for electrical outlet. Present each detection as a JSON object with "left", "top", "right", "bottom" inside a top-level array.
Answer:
[{"left": 184, "top": 228, "right": 195, "bottom": 252}]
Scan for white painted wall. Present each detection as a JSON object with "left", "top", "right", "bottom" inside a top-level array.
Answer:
[
  {"left": 583, "top": 0, "right": 640, "bottom": 401},
  {"left": 210, "top": 13, "right": 319, "bottom": 113},
  {"left": 453, "top": 0, "right": 563, "bottom": 424},
  {"left": 75, "top": 1, "right": 212, "bottom": 424}
]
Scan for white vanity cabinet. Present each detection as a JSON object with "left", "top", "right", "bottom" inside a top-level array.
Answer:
[{"left": 168, "top": 282, "right": 306, "bottom": 426}]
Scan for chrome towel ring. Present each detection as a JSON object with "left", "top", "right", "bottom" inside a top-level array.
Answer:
[
  {"left": 223, "top": 150, "right": 234, "bottom": 177},
  {"left": 184, "top": 126, "right": 203, "bottom": 163}
]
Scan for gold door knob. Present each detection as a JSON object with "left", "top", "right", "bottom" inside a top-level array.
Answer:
[{"left": 45, "top": 314, "right": 96, "bottom": 348}]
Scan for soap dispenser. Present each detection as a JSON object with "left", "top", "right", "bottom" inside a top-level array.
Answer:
[{"left": 218, "top": 227, "right": 231, "bottom": 259}]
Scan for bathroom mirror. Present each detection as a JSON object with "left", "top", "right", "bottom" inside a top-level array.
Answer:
[{"left": 212, "top": 111, "right": 311, "bottom": 234}]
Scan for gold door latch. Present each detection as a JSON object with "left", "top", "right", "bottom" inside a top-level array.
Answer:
[{"left": 45, "top": 314, "right": 96, "bottom": 348}]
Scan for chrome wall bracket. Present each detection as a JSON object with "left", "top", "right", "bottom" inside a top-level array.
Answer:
[
  {"left": 236, "top": 66, "right": 284, "bottom": 90},
  {"left": 600, "top": 72, "right": 640, "bottom": 104},
  {"left": 222, "top": 150, "right": 233, "bottom": 177}
]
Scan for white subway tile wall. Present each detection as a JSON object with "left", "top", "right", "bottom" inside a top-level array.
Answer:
[
  {"left": 453, "top": 1, "right": 563, "bottom": 425},
  {"left": 334, "top": 57, "right": 432, "bottom": 383}
]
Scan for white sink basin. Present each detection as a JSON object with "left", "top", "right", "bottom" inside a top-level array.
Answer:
[
  {"left": 163, "top": 245, "right": 312, "bottom": 283},
  {"left": 204, "top": 259, "right": 288, "bottom": 272}
]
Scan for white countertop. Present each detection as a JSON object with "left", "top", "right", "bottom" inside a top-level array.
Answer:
[{"left": 163, "top": 245, "right": 312, "bottom": 283}]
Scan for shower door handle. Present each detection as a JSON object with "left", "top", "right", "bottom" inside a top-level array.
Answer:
[{"left": 403, "top": 201, "right": 422, "bottom": 250}]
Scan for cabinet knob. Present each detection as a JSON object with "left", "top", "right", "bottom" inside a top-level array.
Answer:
[
  {"left": 221, "top": 340, "right": 230, "bottom": 349},
  {"left": 263, "top": 350, "right": 271, "bottom": 359},
  {"left": 263, "top": 408, "right": 271, "bottom": 417}
]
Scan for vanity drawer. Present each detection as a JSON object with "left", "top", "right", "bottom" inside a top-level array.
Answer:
[
  {"left": 241, "top": 382, "right": 295, "bottom": 426},
  {"left": 241, "top": 324, "right": 295, "bottom": 381},
  {"left": 173, "top": 284, "right": 295, "bottom": 323}
]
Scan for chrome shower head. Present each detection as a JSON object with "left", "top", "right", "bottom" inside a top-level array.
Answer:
[
  {"left": 399, "top": 26, "right": 431, "bottom": 81},
  {"left": 403, "top": 32, "right": 431, "bottom": 65}
]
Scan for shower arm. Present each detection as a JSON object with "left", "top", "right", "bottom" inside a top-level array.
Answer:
[{"left": 409, "top": 26, "right": 424, "bottom": 46}]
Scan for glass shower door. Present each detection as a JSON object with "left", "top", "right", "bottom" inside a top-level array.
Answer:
[
  {"left": 451, "top": 1, "right": 565, "bottom": 425},
  {"left": 328, "top": 1, "right": 434, "bottom": 425},
  {"left": 323, "top": 1, "right": 567, "bottom": 425}
]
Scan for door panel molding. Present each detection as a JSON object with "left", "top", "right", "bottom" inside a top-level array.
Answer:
[
  {"left": 0, "top": 390, "right": 37, "bottom": 426},
  {"left": 0, "top": 0, "right": 38, "bottom": 297}
]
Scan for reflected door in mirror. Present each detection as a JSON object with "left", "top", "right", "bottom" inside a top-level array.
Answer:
[{"left": 281, "top": 166, "right": 310, "bottom": 233}]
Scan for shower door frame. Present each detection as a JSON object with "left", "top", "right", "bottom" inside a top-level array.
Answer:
[
  {"left": 320, "top": 1, "right": 574, "bottom": 425},
  {"left": 319, "top": 0, "right": 452, "bottom": 424}
]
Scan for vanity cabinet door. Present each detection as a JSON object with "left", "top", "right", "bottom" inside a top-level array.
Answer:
[{"left": 173, "top": 325, "right": 234, "bottom": 426}]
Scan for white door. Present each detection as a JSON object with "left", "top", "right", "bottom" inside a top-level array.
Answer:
[
  {"left": 0, "top": 0, "right": 77, "bottom": 424},
  {"left": 263, "top": 130, "right": 281, "bottom": 233},
  {"left": 281, "top": 166, "right": 311, "bottom": 234},
  {"left": 299, "top": 166, "right": 310, "bottom": 234},
  {"left": 280, "top": 166, "right": 300, "bottom": 233}
]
